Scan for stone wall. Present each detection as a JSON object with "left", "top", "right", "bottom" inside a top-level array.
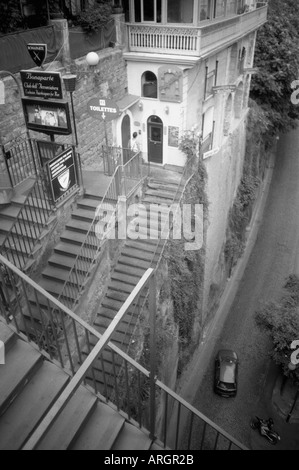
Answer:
[
  {"left": 202, "top": 111, "right": 248, "bottom": 321},
  {"left": 0, "top": 42, "right": 127, "bottom": 173}
]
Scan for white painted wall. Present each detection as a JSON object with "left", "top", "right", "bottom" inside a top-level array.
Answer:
[{"left": 125, "top": 61, "right": 189, "bottom": 166}]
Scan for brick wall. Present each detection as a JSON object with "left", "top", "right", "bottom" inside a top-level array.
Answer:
[{"left": 0, "top": 48, "right": 127, "bottom": 170}]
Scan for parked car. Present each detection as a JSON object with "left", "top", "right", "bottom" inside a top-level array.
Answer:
[{"left": 214, "top": 349, "right": 238, "bottom": 397}]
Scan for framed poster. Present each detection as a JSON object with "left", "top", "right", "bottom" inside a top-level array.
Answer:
[
  {"left": 22, "top": 98, "right": 72, "bottom": 135},
  {"left": 168, "top": 126, "right": 179, "bottom": 147},
  {"left": 47, "top": 147, "right": 77, "bottom": 203}
]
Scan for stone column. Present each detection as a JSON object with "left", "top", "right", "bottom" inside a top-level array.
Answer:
[
  {"left": 50, "top": 19, "right": 71, "bottom": 70},
  {"left": 113, "top": 13, "right": 127, "bottom": 49}
]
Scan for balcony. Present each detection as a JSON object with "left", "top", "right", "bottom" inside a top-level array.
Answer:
[{"left": 127, "top": 5, "right": 267, "bottom": 59}]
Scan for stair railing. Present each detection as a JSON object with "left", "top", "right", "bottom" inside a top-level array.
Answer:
[
  {"left": 118, "top": 165, "right": 194, "bottom": 354},
  {"left": 122, "top": 151, "right": 146, "bottom": 198},
  {"left": 0, "top": 175, "right": 54, "bottom": 271},
  {"left": 58, "top": 151, "right": 145, "bottom": 310},
  {"left": 0, "top": 254, "right": 247, "bottom": 450},
  {"left": 57, "top": 164, "right": 122, "bottom": 309}
]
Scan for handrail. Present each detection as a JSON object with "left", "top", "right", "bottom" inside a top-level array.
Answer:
[
  {"left": 22, "top": 268, "right": 155, "bottom": 450},
  {"left": 0, "top": 174, "right": 54, "bottom": 270},
  {"left": 0, "top": 254, "right": 247, "bottom": 450},
  {"left": 120, "top": 165, "right": 193, "bottom": 354},
  {"left": 58, "top": 151, "right": 144, "bottom": 308},
  {"left": 57, "top": 163, "right": 122, "bottom": 307}
]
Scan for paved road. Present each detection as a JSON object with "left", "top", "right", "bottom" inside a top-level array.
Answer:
[{"left": 177, "top": 127, "right": 299, "bottom": 450}]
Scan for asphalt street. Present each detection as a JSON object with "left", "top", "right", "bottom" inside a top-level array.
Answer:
[{"left": 176, "top": 127, "right": 299, "bottom": 450}]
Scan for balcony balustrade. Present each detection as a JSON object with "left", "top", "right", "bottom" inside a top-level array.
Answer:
[{"left": 127, "top": 5, "right": 267, "bottom": 58}]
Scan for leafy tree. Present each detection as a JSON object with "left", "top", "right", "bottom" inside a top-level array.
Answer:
[
  {"left": 0, "top": 0, "right": 24, "bottom": 35},
  {"left": 76, "top": 2, "right": 113, "bottom": 33},
  {"left": 251, "top": 0, "right": 299, "bottom": 134},
  {"left": 255, "top": 275, "right": 299, "bottom": 383}
]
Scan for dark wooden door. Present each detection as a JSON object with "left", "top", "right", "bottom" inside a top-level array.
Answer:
[{"left": 147, "top": 116, "right": 163, "bottom": 164}]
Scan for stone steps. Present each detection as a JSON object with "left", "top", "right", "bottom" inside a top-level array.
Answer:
[{"left": 0, "top": 322, "right": 163, "bottom": 450}]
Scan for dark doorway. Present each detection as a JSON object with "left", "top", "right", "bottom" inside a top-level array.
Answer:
[
  {"left": 122, "top": 114, "right": 132, "bottom": 164},
  {"left": 147, "top": 115, "right": 163, "bottom": 164}
]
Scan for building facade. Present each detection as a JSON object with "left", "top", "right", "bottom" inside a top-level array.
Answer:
[
  {"left": 109, "top": 0, "right": 267, "bottom": 318},
  {"left": 111, "top": 0, "right": 267, "bottom": 171}
]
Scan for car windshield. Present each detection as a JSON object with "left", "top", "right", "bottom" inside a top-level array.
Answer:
[{"left": 219, "top": 359, "right": 236, "bottom": 383}]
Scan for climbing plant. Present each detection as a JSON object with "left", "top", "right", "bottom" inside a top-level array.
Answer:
[
  {"left": 255, "top": 275, "right": 299, "bottom": 383},
  {"left": 165, "top": 132, "right": 208, "bottom": 373}
]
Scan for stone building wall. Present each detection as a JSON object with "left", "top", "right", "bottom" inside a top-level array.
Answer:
[{"left": 0, "top": 47, "right": 127, "bottom": 169}]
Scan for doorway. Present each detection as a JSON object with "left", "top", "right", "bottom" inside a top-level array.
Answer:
[
  {"left": 147, "top": 115, "right": 163, "bottom": 164},
  {"left": 121, "top": 114, "right": 131, "bottom": 164}
]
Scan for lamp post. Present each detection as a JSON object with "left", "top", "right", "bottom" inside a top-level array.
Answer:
[
  {"left": 62, "top": 73, "right": 78, "bottom": 146},
  {"left": 62, "top": 73, "right": 83, "bottom": 190}
]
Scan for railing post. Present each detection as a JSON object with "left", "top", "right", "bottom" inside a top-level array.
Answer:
[{"left": 149, "top": 273, "right": 157, "bottom": 441}]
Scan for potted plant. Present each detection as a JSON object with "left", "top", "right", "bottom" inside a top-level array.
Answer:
[
  {"left": 112, "top": 2, "right": 123, "bottom": 14},
  {"left": 49, "top": 1, "right": 64, "bottom": 19},
  {"left": 77, "top": 3, "right": 113, "bottom": 33}
]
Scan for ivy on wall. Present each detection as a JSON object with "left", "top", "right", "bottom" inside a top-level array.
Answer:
[
  {"left": 164, "top": 133, "right": 208, "bottom": 374},
  {"left": 224, "top": 101, "right": 271, "bottom": 276}
]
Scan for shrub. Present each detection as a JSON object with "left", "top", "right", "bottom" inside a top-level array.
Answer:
[{"left": 77, "top": 3, "right": 112, "bottom": 33}]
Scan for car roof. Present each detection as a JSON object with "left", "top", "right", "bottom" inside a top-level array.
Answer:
[
  {"left": 217, "top": 349, "right": 238, "bottom": 360},
  {"left": 219, "top": 360, "right": 236, "bottom": 383}
]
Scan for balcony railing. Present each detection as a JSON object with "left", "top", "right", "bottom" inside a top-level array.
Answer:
[
  {"left": 128, "top": 24, "right": 201, "bottom": 56},
  {"left": 127, "top": 5, "right": 267, "bottom": 57}
]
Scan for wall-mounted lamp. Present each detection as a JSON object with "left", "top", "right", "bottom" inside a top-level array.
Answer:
[
  {"left": 138, "top": 102, "right": 143, "bottom": 111},
  {"left": 164, "top": 106, "right": 169, "bottom": 115}
]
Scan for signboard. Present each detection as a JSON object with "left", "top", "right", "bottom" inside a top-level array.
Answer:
[
  {"left": 48, "top": 147, "right": 77, "bottom": 203},
  {"left": 22, "top": 98, "right": 72, "bottom": 136},
  {"left": 87, "top": 98, "right": 120, "bottom": 122},
  {"left": 27, "top": 43, "right": 47, "bottom": 68},
  {"left": 21, "top": 70, "right": 63, "bottom": 100}
]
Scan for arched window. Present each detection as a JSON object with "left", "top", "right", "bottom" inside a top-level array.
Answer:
[
  {"left": 243, "top": 75, "right": 251, "bottom": 109},
  {"left": 223, "top": 94, "right": 233, "bottom": 136},
  {"left": 238, "top": 47, "right": 246, "bottom": 73},
  {"left": 141, "top": 71, "right": 158, "bottom": 98},
  {"left": 228, "top": 43, "right": 238, "bottom": 83},
  {"left": 234, "top": 82, "right": 244, "bottom": 118}
]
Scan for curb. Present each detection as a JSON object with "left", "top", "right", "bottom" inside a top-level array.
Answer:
[{"left": 272, "top": 373, "right": 299, "bottom": 425}]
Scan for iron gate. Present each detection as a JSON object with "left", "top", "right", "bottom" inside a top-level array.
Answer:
[{"left": 3, "top": 137, "right": 39, "bottom": 187}]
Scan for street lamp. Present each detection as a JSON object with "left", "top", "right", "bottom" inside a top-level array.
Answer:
[
  {"left": 86, "top": 52, "right": 100, "bottom": 67},
  {"left": 62, "top": 73, "right": 84, "bottom": 191}
]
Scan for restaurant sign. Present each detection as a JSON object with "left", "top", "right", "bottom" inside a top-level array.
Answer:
[{"left": 20, "top": 70, "right": 63, "bottom": 100}]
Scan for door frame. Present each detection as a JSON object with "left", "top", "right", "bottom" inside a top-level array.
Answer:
[{"left": 147, "top": 115, "right": 163, "bottom": 164}]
